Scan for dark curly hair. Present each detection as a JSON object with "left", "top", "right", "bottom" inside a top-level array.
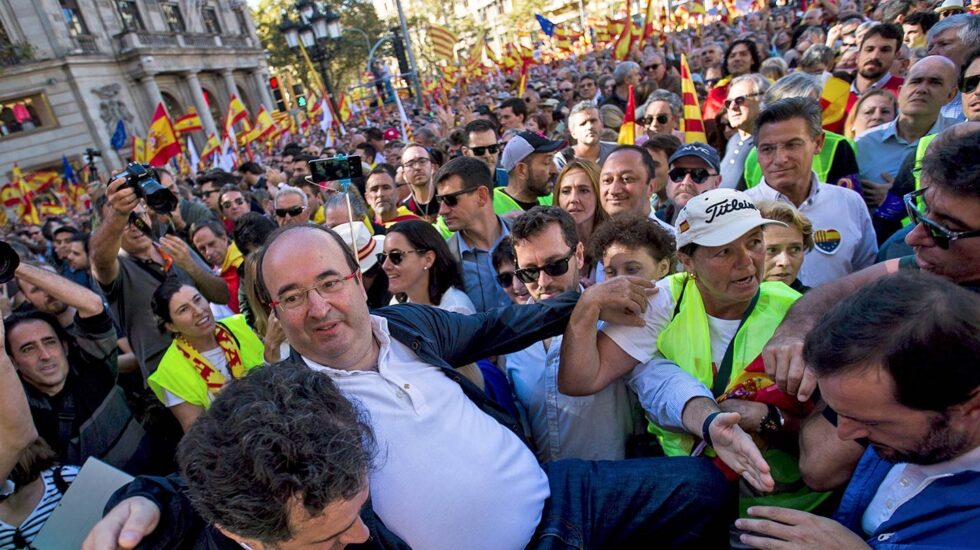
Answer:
[
  {"left": 723, "top": 39, "right": 762, "bottom": 78},
  {"left": 387, "top": 219, "right": 464, "bottom": 306},
  {"left": 587, "top": 213, "right": 676, "bottom": 275},
  {"left": 177, "top": 360, "right": 377, "bottom": 544}
]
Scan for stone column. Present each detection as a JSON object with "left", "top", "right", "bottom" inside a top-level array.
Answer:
[
  {"left": 139, "top": 74, "right": 164, "bottom": 115},
  {"left": 253, "top": 70, "right": 275, "bottom": 112},
  {"left": 221, "top": 68, "right": 240, "bottom": 103},
  {"left": 184, "top": 71, "right": 218, "bottom": 137}
]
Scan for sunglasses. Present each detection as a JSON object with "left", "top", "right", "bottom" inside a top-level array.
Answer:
[
  {"left": 644, "top": 63, "right": 662, "bottom": 71},
  {"left": 435, "top": 187, "right": 479, "bottom": 207},
  {"left": 201, "top": 188, "right": 220, "bottom": 197},
  {"left": 275, "top": 206, "right": 305, "bottom": 218},
  {"left": 559, "top": 87, "right": 574, "bottom": 93},
  {"left": 496, "top": 271, "right": 516, "bottom": 288},
  {"left": 639, "top": 114, "right": 670, "bottom": 126},
  {"left": 377, "top": 249, "right": 426, "bottom": 265},
  {"left": 904, "top": 189, "right": 980, "bottom": 250},
  {"left": 669, "top": 167, "right": 716, "bottom": 184},
  {"left": 514, "top": 250, "right": 574, "bottom": 284},
  {"left": 724, "top": 92, "right": 764, "bottom": 110},
  {"left": 468, "top": 143, "right": 502, "bottom": 156},
  {"left": 221, "top": 197, "right": 246, "bottom": 209},
  {"left": 960, "top": 74, "right": 980, "bottom": 94}
]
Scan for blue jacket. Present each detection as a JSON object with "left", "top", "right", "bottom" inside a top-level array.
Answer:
[{"left": 834, "top": 447, "right": 980, "bottom": 549}]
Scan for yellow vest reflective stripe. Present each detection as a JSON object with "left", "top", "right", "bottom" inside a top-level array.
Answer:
[
  {"left": 650, "top": 273, "right": 800, "bottom": 457},
  {"left": 901, "top": 133, "right": 937, "bottom": 226},
  {"left": 743, "top": 131, "right": 853, "bottom": 189},
  {"left": 149, "top": 314, "right": 266, "bottom": 409}
]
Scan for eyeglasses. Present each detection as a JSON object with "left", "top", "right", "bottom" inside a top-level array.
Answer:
[
  {"left": 559, "top": 87, "right": 574, "bottom": 93},
  {"left": 269, "top": 271, "right": 358, "bottom": 310},
  {"left": 514, "top": 250, "right": 575, "bottom": 284},
  {"left": 639, "top": 114, "right": 670, "bottom": 126},
  {"left": 904, "top": 189, "right": 980, "bottom": 250},
  {"left": 200, "top": 188, "right": 220, "bottom": 198},
  {"left": 275, "top": 206, "right": 305, "bottom": 218},
  {"left": 435, "top": 187, "right": 480, "bottom": 207},
  {"left": 644, "top": 63, "right": 662, "bottom": 71},
  {"left": 468, "top": 143, "right": 502, "bottom": 156},
  {"left": 496, "top": 271, "right": 516, "bottom": 288},
  {"left": 221, "top": 197, "right": 246, "bottom": 209},
  {"left": 669, "top": 167, "right": 716, "bottom": 184},
  {"left": 377, "top": 249, "right": 426, "bottom": 266},
  {"left": 724, "top": 92, "right": 764, "bottom": 110},
  {"left": 960, "top": 74, "right": 980, "bottom": 94},
  {"left": 402, "top": 158, "right": 431, "bottom": 170}
]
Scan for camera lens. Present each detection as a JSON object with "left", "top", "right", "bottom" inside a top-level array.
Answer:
[
  {"left": 141, "top": 179, "right": 178, "bottom": 214},
  {"left": 0, "top": 241, "right": 21, "bottom": 284}
]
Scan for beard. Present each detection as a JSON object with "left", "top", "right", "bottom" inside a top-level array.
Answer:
[
  {"left": 859, "top": 61, "right": 886, "bottom": 80},
  {"left": 872, "top": 411, "right": 972, "bottom": 465}
]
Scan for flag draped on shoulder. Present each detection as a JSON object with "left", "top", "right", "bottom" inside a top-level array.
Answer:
[
  {"left": 428, "top": 25, "right": 457, "bottom": 60},
  {"left": 618, "top": 85, "right": 636, "bottom": 145},
  {"left": 679, "top": 54, "right": 707, "bottom": 143},
  {"left": 146, "top": 102, "right": 181, "bottom": 167}
]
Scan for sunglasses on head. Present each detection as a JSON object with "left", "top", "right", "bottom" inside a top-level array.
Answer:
[
  {"left": 644, "top": 63, "right": 662, "bottom": 71},
  {"left": 669, "top": 167, "right": 715, "bottom": 184},
  {"left": 639, "top": 114, "right": 670, "bottom": 126},
  {"left": 904, "top": 189, "right": 980, "bottom": 250},
  {"left": 469, "top": 143, "right": 502, "bottom": 156},
  {"left": 435, "top": 187, "right": 479, "bottom": 207},
  {"left": 496, "top": 271, "right": 516, "bottom": 288},
  {"left": 724, "top": 92, "right": 764, "bottom": 110},
  {"left": 960, "top": 74, "right": 980, "bottom": 94},
  {"left": 275, "top": 206, "right": 305, "bottom": 218},
  {"left": 514, "top": 250, "right": 574, "bottom": 284},
  {"left": 221, "top": 197, "right": 246, "bottom": 209},
  {"left": 377, "top": 249, "right": 425, "bottom": 265}
]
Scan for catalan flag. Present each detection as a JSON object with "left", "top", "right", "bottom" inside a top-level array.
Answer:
[
  {"left": 618, "top": 85, "right": 636, "bottom": 145},
  {"left": 174, "top": 110, "right": 203, "bottom": 134},
  {"left": 146, "top": 102, "right": 181, "bottom": 167},
  {"left": 679, "top": 54, "right": 707, "bottom": 143},
  {"left": 428, "top": 25, "right": 457, "bottom": 60}
]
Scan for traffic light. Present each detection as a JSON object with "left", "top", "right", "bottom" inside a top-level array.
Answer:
[
  {"left": 269, "top": 76, "right": 286, "bottom": 112},
  {"left": 293, "top": 83, "right": 306, "bottom": 109},
  {"left": 390, "top": 28, "right": 411, "bottom": 78}
]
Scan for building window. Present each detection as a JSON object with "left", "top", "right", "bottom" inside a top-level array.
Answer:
[
  {"left": 116, "top": 0, "right": 145, "bottom": 30},
  {"left": 0, "top": 93, "right": 55, "bottom": 138},
  {"left": 59, "top": 0, "right": 89, "bottom": 36},
  {"left": 234, "top": 7, "right": 249, "bottom": 34},
  {"left": 161, "top": 2, "right": 186, "bottom": 33},
  {"left": 202, "top": 5, "right": 222, "bottom": 34}
]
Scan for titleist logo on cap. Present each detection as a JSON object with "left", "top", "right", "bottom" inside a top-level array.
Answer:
[{"left": 705, "top": 198, "right": 756, "bottom": 224}]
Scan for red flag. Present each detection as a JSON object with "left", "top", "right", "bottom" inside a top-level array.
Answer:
[
  {"left": 146, "top": 102, "right": 181, "bottom": 167},
  {"left": 618, "top": 85, "right": 636, "bottom": 145}
]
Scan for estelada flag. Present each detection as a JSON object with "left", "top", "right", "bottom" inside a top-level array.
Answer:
[
  {"left": 820, "top": 76, "right": 850, "bottom": 131},
  {"left": 174, "top": 110, "right": 203, "bottom": 134},
  {"left": 618, "top": 85, "right": 636, "bottom": 145},
  {"left": 146, "top": 102, "right": 181, "bottom": 167},
  {"left": 679, "top": 54, "right": 707, "bottom": 143}
]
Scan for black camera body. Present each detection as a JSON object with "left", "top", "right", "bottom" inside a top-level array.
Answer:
[
  {"left": 122, "top": 163, "right": 177, "bottom": 214},
  {"left": 0, "top": 241, "right": 20, "bottom": 284}
]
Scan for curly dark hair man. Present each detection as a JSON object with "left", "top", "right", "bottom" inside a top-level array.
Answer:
[{"left": 177, "top": 360, "right": 378, "bottom": 547}]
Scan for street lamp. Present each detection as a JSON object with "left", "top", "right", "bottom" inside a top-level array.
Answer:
[{"left": 279, "top": 1, "right": 344, "bottom": 116}]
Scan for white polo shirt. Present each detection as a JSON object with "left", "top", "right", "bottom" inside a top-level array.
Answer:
[
  {"left": 303, "top": 316, "right": 549, "bottom": 550},
  {"left": 744, "top": 173, "right": 877, "bottom": 288}
]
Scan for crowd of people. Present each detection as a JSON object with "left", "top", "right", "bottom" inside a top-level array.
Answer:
[{"left": 1, "top": 0, "right": 979, "bottom": 548}]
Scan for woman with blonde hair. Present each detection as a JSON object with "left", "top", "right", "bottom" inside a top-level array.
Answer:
[
  {"left": 552, "top": 159, "right": 609, "bottom": 270},
  {"left": 757, "top": 201, "right": 815, "bottom": 293},
  {"left": 844, "top": 88, "right": 898, "bottom": 139}
]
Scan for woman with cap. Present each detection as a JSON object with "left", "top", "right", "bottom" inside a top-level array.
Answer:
[
  {"left": 559, "top": 189, "right": 829, "bottom": 515},
  {"left": 331, "top": 221, "right": 391, "bottom": 309}
]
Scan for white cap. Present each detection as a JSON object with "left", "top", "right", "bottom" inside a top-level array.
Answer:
[
  {"left": 674, "top": 189, "right": 786, "bottom": 249},
  {"left": 331, "top": 221, "right": 385, "bottom": 272},
  {"left": 936, "top": 0, "right": 965, "bottom": 12}
]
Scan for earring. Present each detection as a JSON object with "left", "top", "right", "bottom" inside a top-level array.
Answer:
[{"left": 424, "top": 265, "right": 429, "bottom": 270}]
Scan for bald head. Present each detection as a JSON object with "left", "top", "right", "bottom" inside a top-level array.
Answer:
[{"left": 899, "top": 56, "right": 959, "bottom": 116}]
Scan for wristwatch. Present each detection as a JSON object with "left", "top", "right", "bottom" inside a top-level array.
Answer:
[
  {"left": 0, "top": 479, "right": 15, "bottom": 501},
  {"left": 759, "top": 404, "right": 785, "bottom": 437}
]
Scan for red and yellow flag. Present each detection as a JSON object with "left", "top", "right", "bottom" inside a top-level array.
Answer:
[
  {"left": 618, "top": 85, "right": 637, "bottom": 145},
  {"left": 146, "top": 102, "right": 181, "bottom": 167},
  {"left": 428, "top": 25, "right": 458, "bottom": 60},
  {"left": 224, "top": 95, "right": 249, "bottom": 138},
  {"left": 132, "top": 135, "right": 146, "bottom": 163},
  {"left": 643, "top": 0, "right": 659, "bottom": 41},
  {"left": 174, "top": 109, "right": 203, "bottom": 134},
  {"left": 337, "top": 93, "right": 352, "bottom": 123},
  {"left": 680, "top": 54, "right": 707, "bottom": 143},
  {"left": 612, "top": 1, "right": 634, "bottom": 61},
  {"left": 820, "top": 76, "right": 850, "bottom": 131},
  {"left": 200, "top": 133, "right": 221, "bottom": 161},
  {"left": 246, "top": 106, "right": 276, "bottom": 143}
]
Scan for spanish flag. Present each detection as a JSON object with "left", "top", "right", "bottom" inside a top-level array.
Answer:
[
  {"left": 246, "top": 106, "right": 276, "bottom": 143},
  {"left": 146, "top": 102, "right": 181, "bottom": 167},
  {"left": 337, "top": 93, "right": 352, "bottom": 123},
  {"left": 224, "top": 95, "right": 249, "bottom": 137},
  {"left": 679, "top": 54, "right": 707, "bottom": 143},
  {"left": 200, "top": 133, "right": 221, "bottom": 161},
  {"left": 820, "top": 76, "right": 850, "bottom": 131},
  {"left": 618, "top": 85, "right": 636, "bottom": 145},
  {"left": 612, "top": 2, "right": 633, "bottom": 61},
  {"left": 174, "top": 109, "right": 203, "bottom": 134},
  {"left": 132, "top": 135, "right": 146, "bottom": 163},
  {"left": 643, "top": 0, "right": 659, "bottom": 41}
]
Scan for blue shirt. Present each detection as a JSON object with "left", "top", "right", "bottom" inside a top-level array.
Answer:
[
  {"left": 454, "top": 216, "right": 513, "bottom": 312},
  {"left": 856, "top": 116, "right": 960, "bottom": 184}
]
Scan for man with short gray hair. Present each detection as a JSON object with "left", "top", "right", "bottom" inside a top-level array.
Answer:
[
  {"left": 273, "top": 185, "right": 310, "bottom": 226},
  {"left": 600, "top": 61, "right": 641, "bottom": 112},
  {"left": 927, "top": 13, "right": 980, "bottom": 119},
  {"left": 721, "top": 74, "right": 770, "bottom": 188},
  {"left": 555, "top": 101, "right": 618, "bottom": 169}
]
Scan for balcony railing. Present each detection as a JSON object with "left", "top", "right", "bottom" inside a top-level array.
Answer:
[
  {"left": 135, "top": 31, "right": 179, "bottom": 47},
  {"left": 182, "top": 33, "right": 217, "bottom": 47},
  {"left": 72, "top": 34, "right": 100, "bottom": 54},
  {"left": 220, "top": 35, "right": 251, "bottom": 48}
]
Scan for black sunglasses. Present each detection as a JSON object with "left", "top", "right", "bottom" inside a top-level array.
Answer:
[
  {"left": 960, "top": 74, "right": 980, "bottom": 94},
  {"left": 275, "top": 206, "right": 305, "bottom": 218},
  {"left": 496, "top": 271, "right": 516, "bottom": 288},
  {"left": 639, "top": 114, "right": 670, "bottom": 126},
  {"left": 904, "top": 189, "right": 980, "bottom": 250},
  {"left": 514, "top": 250, "right": 574, "bottom": 284},
  {"left": 377, "top": 249, "right": 426, "bottom": 265},
  {"left": 669, "top": 167, "right": 715, "bottom": 184},
  {"left": 644, "top": 63, "right": 662, "bottom": 71},
  {"left": 559, "top": 87, "right": 574, "bottom": 93},
  {"left": 468, "top": 143, "right": 502, "bottom": 156},
  {"left": 435, "top": 187, "right": 480, "bottom": 207},
  {"left": 221, "top": 197, "right": 246, "bottom": 209},
  {"left": 724, "top": 92, "right": 764, "bottom": 110}
]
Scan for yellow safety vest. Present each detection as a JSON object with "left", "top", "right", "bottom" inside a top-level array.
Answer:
[
  {"left": 743, "top": 131, "right": 854, "bottom": 189},
  {"left": 149, "top": 314, "right": 266, "bottom": 409}
]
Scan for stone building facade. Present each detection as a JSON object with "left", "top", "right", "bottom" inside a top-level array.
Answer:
[{"left": 0, "top": 0, "right": 275, "bottom": 177}]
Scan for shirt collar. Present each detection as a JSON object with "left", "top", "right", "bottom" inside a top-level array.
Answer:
[
  {"left": 300, "top": 315, "right": 390, "bottom": 376},
  {"left": 459, "top": 215, "right": 509, "bottom": 254},
  {"left": 756, "top": 171, "right": 821, "bottom": 203},
  {"left": 909, "top": 445, "right": 980, "bottom": 479},
  {"left": 851, "top": 72, "right": 893, "bottom": 95}
]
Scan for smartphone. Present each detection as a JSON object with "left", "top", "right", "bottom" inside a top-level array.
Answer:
[{"left": 308, "top": 156, "right": 364, "bottom": 183}]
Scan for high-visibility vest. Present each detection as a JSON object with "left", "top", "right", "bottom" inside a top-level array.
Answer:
[
  {"left": 899, "top": 132, "right": 937, "bottom": 227},
  {"left": 743, "top": 131, "right": 854, "bottom": 189}
]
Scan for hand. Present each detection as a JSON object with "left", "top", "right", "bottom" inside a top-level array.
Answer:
[
  {"left": 718, "top": 399, "right": 768, "bottom": 433},
  {"left": 263, "top": 311, "right": 286, "bottom": 362},
  {"left": 82, "top": 496, "right": 160, "bottom": 550},
  {"left": 105, "top": 175, "right": 140, "bottom": 219},
  {"left": 168, "top": 203, "right": 186, "bottom": 231},
  {"left": 581, "top": 276, "right": 656, "bottom": 327},
  {"left": 762, "top": 332, "right": 816, "bottom": 401},
  {"left": 266, "top": 167, "right": 287, "bottom": 186},
  {"left": 860, "top": 176, "right": 891, "bottom": 208},
  {"left": 734, "top": 506, "right": 871, "bottom": 549},
  {"left": 709, "top": 412, "right": 775, "bottom": 493},
  {"left": 158, "top": 235, "right": 195, "bottom": 271}
]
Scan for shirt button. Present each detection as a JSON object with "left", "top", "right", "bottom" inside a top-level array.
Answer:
[
  {"left": 900, "top": 478, "right": 910, "bottom": 487},
  {"left": 886, "top": 499, "right": 894, "bottom": 509},
  {"left": 403, "top": 383, "right": 411, "bottom": 390}
]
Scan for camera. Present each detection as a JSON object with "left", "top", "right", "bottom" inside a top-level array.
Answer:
[
  {"left": 122, "top": 163, "right": 177, "bottom": 214},
  {"left": 0, "top": 241, "right": 20, "bottom": 284}
]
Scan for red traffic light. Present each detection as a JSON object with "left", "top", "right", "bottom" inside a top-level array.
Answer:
[{"left": 269, "top": 77, "right": 280, "bottom": 89}]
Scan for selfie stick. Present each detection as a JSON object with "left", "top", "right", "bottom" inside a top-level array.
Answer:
[{"left": 333, "top": 154, "right": 358, "bottom": 263}]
